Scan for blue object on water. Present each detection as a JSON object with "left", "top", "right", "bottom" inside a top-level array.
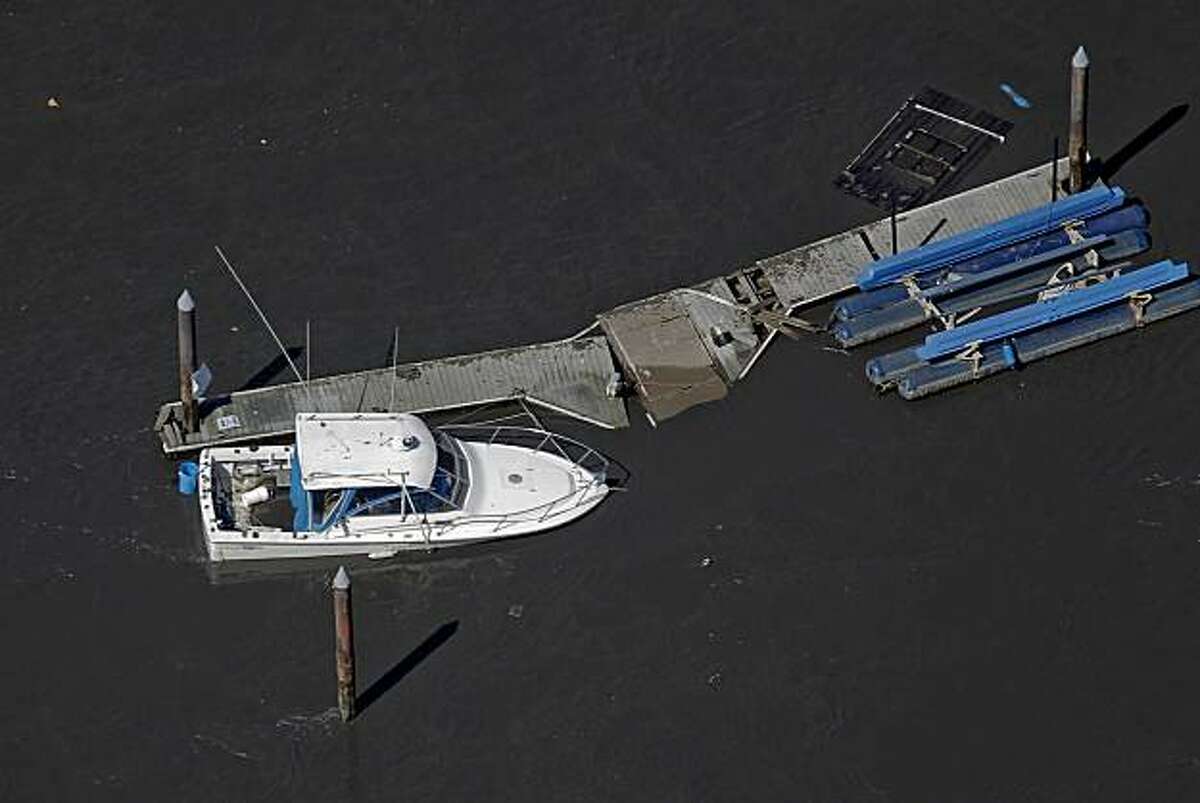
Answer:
[
  {"left": 177, "top": 461, "right": 199, "bottom": 495},
  {"left": 915, "top": 259, "right": 1190, "bottom": 360},
  {"left": 999, "top": 83, "right": 1032, "bottom": 109},
  {"left": 1000, "top": 341, "right": 1018, "bottom": 367},
  {"left": 856, "top": 185, "right": 1127, "bottom": 290}
]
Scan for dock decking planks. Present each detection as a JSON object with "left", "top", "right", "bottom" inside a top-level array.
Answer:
[
  {"left": 156, "top": 161, "right": 1066, "bottom": 448},
  {"left": 156, "top": 336, "right": 628, "bottom": 453}
]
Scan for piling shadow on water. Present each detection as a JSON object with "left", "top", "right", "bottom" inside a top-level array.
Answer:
[
  {"left": 357, "top": 621, "right": 459, "bottom": 713},
  {"left": 1086, "top": 103, "right": 1189, "bottom": 185},
  {"left": 236, "top": 347, "right": 307, "bottom": 392}
]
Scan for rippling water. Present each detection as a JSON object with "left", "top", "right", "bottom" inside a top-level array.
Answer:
[{"left": 4, "top": 2, "right": 1200, "bottom": 800}]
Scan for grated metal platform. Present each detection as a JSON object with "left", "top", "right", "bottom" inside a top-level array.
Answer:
[{"left": 834, "top": 86, "right": 1014, "bottom": 210}]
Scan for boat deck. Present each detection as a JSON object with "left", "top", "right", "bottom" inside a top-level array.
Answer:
[{"left": 156, "top": 337, "right": 628, "bottom": 454}]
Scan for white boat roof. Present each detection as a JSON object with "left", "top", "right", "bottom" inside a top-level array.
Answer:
[{"left": 294, "top": 412, "right": 438, "bottom": 491}]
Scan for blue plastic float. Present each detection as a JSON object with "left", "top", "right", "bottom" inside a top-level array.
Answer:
[
  {"left": 915, "top": 260, "right": 1190, "bottom": 360},
  {"left": 856, "top": 184, "right": 1127, "bottom": 290},
  {"left": 836, "top": 203, "right": 1150, "bottom": 320},
  {"left": 177, "top": 461, "right": 199, "bottom": 495}
]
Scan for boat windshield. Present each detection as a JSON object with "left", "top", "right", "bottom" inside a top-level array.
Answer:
[
  {"left": 341, "top": 431, "right": 468, "bottom": 519},
  {"left": 293, "top": 430, "right": 470, "bottom": 530}
]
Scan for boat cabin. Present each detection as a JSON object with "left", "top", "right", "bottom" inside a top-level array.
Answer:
[{"left": 289, "top": 413, "right": 469, "bottom": 532}]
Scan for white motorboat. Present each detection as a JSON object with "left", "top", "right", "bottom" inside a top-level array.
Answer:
[{"left": 196, "top": 412, "right": 620, "bottom": 561}]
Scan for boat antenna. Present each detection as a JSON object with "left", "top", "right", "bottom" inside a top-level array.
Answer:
[
  {"left": 890, "top": 195, "right": 898, "bottom": 255},
  {"left": 214, "top": 245, "right": 305, "bottom": 385},
  {"left": 1051, "top": 136, "right": 1060, "bottom": 203},
  {"left": 389, "top": 326, "right": 399, "bottom": 412}
]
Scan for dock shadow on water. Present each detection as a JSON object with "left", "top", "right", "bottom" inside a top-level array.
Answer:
[{"left": 357, "top": 621, "right": 459, "bottom": 714}]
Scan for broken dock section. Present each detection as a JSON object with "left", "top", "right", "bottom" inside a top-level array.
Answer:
[
  {"left": 602, "top": 160, "right": 1065, "bottom": 423},
  {"left": 156, "top": 160, "right": 1067, "bottom": 451}
]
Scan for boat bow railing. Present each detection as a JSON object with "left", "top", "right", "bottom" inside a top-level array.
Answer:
[
  {"left": 442, "top": 424, "right": 617, "bottom": 478},
  {"left": 439, "top": 425, "right": 629, "bottom": 532}
]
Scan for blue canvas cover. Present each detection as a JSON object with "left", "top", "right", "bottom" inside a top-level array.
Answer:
[{"left": 290, "top": 456, "right": 310, "bottom": 532}]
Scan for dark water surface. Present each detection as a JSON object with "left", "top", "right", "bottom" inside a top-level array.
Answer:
[{"left": 4, "top": 2, "right": 1200, "bottom": 800}]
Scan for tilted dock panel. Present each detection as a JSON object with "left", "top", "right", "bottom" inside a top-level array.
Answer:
[{"left": 597, "top": 293, "right": 729, "bottom": 426}]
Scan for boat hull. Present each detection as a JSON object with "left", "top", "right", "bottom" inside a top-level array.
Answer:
[{"left": 198, "top": 437, "right": 612, "bottom": 562}]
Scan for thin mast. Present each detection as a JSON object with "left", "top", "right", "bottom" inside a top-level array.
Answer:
[
  {"left": 214, "top": 245, "right": 305, "bottom": 385},
  {"left": 389, "top": 327, "right": 399, "bottom": 411}
]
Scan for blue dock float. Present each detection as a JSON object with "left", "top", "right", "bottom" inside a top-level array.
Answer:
[
  {"left": 862, "top": 260, "right": 1200, "bottom": 399},
  {"left": 834, "top": 202, "right": 1150, "bottom": 321},
  {"left": 856, "top": 184, "right": 1127, "bottom": 290},
  {"left": 830, "top": 229, "right": 1152, "bottom": 348},
  {"left": 914, "top": 260, "right": 1190, "bottom": 361},
  {"left": 895, "top": 278, "right": 1200, "bottom": 399}
]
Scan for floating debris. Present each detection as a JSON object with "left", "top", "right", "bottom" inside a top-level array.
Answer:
[
  {"left": 835, "top": 87, "right": 1013, "bottom": 210},
  {"left": 46, "top": 97, "right": 60, "bottom": 109},
  {"left": 999, "top": 83, "right": 1033, "bottom": 109},
  {"left": 192, "top": 733, "right": 252, "bottom": 761}
]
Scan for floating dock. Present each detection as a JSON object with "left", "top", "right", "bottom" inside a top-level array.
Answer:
[
  {"left": 156, "top": 337, "right": 627, "bottom": 454},
  {"left": 156, "top": 160, "right": 1065, "bottom": 451}
]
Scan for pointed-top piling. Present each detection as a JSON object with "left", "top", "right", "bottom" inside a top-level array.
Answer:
[
  {"left": 332, "top": 564, "right": 356, "bottom": 722},
  {"left": 176, "top": 288, "right": 199, "bottom": 434},
  {"left": 1068, "top": 45, "right": 1091, "bottom": 192}
]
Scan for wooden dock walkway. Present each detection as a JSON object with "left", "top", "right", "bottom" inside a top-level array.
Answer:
[
  {"left": 156, "top": 160, "right": 1066, "bottom": 450},
  {"left": 156, "top": 336, "right": 627, "bottom": 454}
]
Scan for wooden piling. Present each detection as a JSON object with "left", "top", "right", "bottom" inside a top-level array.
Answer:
[
  {"left": 332, "top": 565, "right": 357, "bottom": 722},
  {"left": 177, "top": 290, "right": 198, "bottom": 434},
  {"left": 1068, "top": 45, "right": 1090, "bottom": 193}
]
